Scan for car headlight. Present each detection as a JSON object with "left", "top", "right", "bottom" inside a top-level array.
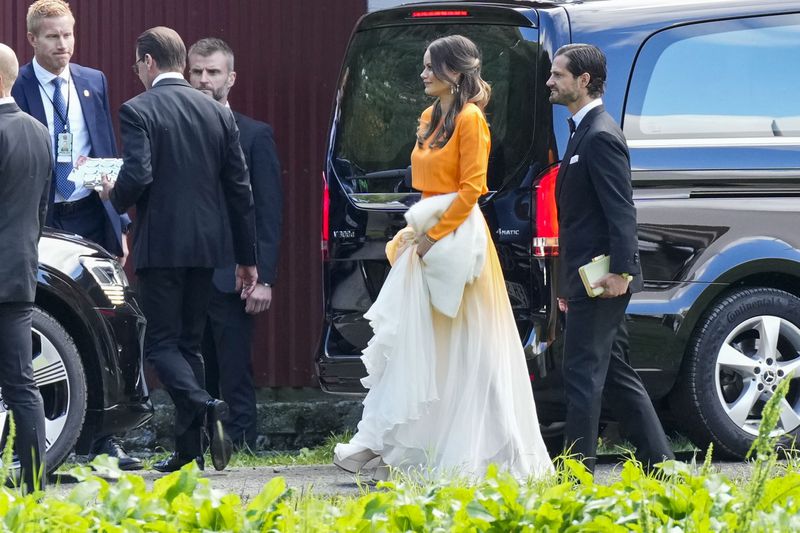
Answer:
[{"left": 79, "top": 257, "right": 128, "bottom": 306}]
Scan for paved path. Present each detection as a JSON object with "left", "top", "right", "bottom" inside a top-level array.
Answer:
[{"left": 51, "top": 459, "right": 759, "bottom": 501}]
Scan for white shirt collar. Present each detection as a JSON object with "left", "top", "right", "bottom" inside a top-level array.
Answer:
[
  {"left": 0, "top": 96, "right": 16, "bottom": 105},
  {"left": 32, "top": 56, "right": 71, "bottom": 87},
  {"left": 153, "top": 72, "right": 184, "bottom": 86},
  {"left": 571, "top": 98, "right": 603, "bottom": 130}
]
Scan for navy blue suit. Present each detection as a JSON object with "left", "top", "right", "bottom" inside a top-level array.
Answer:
[
  {"left": 204, "top": 111, "right": 282, "bottom": 447},
  {"left": 12, "top": 62, "right": 129, "bottom": 256}
]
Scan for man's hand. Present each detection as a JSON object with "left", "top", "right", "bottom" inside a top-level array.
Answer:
[
  {"left": 119, "top": 232, "right": 129, "bottom": 267},
  {"left": 235, "top": 265, "right": 259, "bottom": 299},
  {"left": 245, "top": 284, "right": 272, "bottom": 314},
  {"left": 593, "top": 273, "right": 631, "bottom": 298},
  {"left": 557, "top": 297, "right": 568, "bottom": 312},
  {"left": 99, "top": 174, "right": 114, "bottom": 200}
]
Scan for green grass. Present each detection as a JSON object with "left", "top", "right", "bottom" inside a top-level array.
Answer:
[
  {"left": 597, "top": 431, "right": 698, "bottom": 456},
  {"left": 5, "top": 385, "right": 800, "bottom": 531},
  {"left": 58, "top": 431, "right": 351, "bottom": 472}
]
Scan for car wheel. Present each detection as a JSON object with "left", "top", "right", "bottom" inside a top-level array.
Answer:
[
  {"left": 673, "top": 288, "right": 800, "bottom": 459},
  {"left": 0, "top": 307, "right": 87, "bottom": 474}
]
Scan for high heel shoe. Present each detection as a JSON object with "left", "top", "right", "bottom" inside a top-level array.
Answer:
[
  {"left": 333, "top": 445, "right": 379, "bottom": 473},
  {"left": 371, "top": 459, "right": 391, "bottom": 482}
]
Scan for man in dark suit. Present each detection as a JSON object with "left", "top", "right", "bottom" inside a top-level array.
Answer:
[
  {"left": 11, "top": 0, "right": 140, "bottom": 470},
  {"left": 0, "top": 43, "right": 51, "bottom": 492},
  {"left": 548, "top": 44, "right": 674, "bottom": 472},
  {"left": 188, "top": 38, "right": 282, "bottom": 450},
  {"left": 102, "top": 26, "right": 258, "bottom": 473}
]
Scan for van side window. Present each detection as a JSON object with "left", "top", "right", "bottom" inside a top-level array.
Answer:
[{"left": 624, "top": 14, "right": 800, "bottom": 143}]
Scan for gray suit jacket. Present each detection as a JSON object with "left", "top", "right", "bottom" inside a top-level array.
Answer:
[{"left": 0, "top": 102, "right": 52, "bottom": 302}]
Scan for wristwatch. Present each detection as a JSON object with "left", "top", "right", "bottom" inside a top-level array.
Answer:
[{"left": 261, "top": 282, "right": 271, "bottom": 287}]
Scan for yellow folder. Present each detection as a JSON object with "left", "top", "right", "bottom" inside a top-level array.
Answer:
[{"left": 578, "top": 254, "right": 610, "bottom": 298}]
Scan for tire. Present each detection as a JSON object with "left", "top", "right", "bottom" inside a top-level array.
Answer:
[
  {"left": 0, "top": 307, "right": 87, "bottom": 474},
  {"left": 672, "top": 288, "right": 800, "bottom": 459}
]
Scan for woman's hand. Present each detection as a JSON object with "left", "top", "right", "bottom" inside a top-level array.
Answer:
[{"left": 416, "top": 234, "right": 437, "bottom": 258}]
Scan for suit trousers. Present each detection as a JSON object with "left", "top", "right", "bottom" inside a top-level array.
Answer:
[
  {"left": 203, "top": 288, "right": 257, "bottom": 448},
  {"left": 137, "top": 267, "right": 214, "bottom": 457},
  {"left": 51, "top": 192, "right": 108, "bottom": 250},
  {"left": 562, "top": 294, "right": 673, "bottom": 472},
  {"left": 0, "top": 302, "right": 46, "bottom": 491}
]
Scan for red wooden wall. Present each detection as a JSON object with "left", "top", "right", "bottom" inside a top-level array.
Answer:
[{"left": 1, "top": 0, "right": 367, "bottom": 386}]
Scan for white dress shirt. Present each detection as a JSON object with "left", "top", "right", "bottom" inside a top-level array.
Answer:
[
  {"left": 32, "top": 57, "right": 91, "bottom": 202},
  {"left": 0, "top": 96, "right": 15, "bottom": 106},
  {"left": 152, "top": 72, "right": 184, "bottom": 86},
  {"left": 571, "top": 98, "right": 603, "bottom": 131}
]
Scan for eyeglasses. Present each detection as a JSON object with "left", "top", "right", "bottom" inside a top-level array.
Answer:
[{"left": 131, "top": 57, "right": 145, "bottom": 74}]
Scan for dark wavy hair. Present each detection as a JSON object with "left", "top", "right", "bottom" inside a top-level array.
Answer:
[
  {"left": 418, "top": 35, "right": 491, "bottom": 149},
  {"left": 554, "top": 43, "right": 606, "bottom": 98}
]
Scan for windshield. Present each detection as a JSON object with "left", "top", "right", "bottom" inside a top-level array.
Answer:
[{"left": 330, "top": 23, "right": 540, "bottom": 196}]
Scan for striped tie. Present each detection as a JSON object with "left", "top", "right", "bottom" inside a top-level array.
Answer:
[{"left": 52, "top": 77, "right": 75, "bottom": 199}]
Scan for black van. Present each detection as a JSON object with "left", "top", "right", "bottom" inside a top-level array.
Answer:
[{"left": 318, "top": 0, "right": 800, "bottom": 458}]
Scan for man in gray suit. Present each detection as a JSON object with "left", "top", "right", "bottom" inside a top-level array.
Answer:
[{"left": 0, "top": 43, "right": 52, "bottom": 492}]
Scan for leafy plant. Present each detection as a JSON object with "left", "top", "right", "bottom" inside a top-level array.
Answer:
[{"left": 3, "top": 424, "right": 800, "bottom": 530}]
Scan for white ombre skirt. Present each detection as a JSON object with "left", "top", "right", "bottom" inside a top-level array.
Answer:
[{"left": 336, "top": 220, "right": 554, "bottom": 480}]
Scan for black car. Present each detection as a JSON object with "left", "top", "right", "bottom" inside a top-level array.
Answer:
[
  {"left": 1, "top": 229, "right": 152, "bottom": 473},
  {"left": 318, "top": 0, "right": 800, "bottom": 458}
]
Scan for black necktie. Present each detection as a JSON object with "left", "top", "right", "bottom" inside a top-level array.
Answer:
[{"left": 568, "top": 117, "right": 576, "bottom": 136}]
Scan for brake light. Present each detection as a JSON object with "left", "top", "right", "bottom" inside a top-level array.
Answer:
[
  {"left": 322, "top": 171, "right": 330, "bottom": 260},
  {"left": 532, "top": 164, "right": 560, "bottom": 257},
  {"left": 411, "top": 10, "right": 469, "bottom": 18}
]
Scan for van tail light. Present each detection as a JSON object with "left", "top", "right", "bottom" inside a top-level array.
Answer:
[
  {"left": 532, "top": 164, "right": 560, "bottom": 257},
  {"left": 321, "top": 171, "right": 330, "bottom": 261}
]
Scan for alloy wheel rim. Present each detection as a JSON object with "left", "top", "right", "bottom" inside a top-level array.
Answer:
[
  {"left": 0, "top": 327, "right": 71, "bottom": 467},
  {"left": 715, "top": 314, "right": 800, "bottom": 437}
]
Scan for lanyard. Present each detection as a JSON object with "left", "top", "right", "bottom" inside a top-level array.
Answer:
[{"left": 36, "top": 75, "right": 72, "bottom": 132}]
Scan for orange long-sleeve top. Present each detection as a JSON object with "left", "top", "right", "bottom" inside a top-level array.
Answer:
[{"left": 410, "top": 103, "right": 490, "bottom": 241}]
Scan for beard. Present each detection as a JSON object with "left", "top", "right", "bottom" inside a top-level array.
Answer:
[{"left": 199, "top": 86, "right": 228, "bottom": 103}]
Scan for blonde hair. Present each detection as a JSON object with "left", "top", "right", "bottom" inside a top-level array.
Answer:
[
  {"left": 417, "top": 35, "right": 491, "bottom": 149},
  {"left": 27, "top": 0, "right": 74, "bottom": 35}
]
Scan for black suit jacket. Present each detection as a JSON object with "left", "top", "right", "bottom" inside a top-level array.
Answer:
[
  {"left": 110, "top": 78, "right": 256, "bottom": 270},
  {"left": 212, "top": 111, "right": 282, "bottom": 292},
  {"left": 12, "top": 62, "right": 130, "bottom": 256},
  {"left": 0, "top": 103, "right": 52, "bottom": 303},
  {"left": 555, "top": 105, "right": 641, "bottom": 299}
]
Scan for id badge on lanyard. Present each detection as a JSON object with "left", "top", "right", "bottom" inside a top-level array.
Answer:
[{"left": 57, "top": 131, "right": 73, "bottom": 163}]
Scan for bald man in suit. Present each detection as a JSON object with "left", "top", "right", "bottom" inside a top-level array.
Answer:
[{"left": 0, "top": 42, "right": 51, "bottom": 493}]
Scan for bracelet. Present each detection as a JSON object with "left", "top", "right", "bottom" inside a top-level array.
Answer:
[{"left": 424, "top": 234, "right": 437, "bottom": 245}]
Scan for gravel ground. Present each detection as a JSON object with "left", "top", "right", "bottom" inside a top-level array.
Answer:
[{"left": 49, "top": 459, "right": 761, "bottom": 501}]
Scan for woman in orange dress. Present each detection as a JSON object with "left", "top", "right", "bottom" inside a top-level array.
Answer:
[{"left": 334, "top": 35, "right": 553, "bottom": 481}]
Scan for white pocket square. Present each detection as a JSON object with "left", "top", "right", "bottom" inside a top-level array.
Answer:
[{"left": 569, "top": 155, "right": 580, "bottom": 164}]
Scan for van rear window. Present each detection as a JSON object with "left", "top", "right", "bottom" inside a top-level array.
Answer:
[{"left": 331, "top": 24, "right": 540, "bottom": 195}]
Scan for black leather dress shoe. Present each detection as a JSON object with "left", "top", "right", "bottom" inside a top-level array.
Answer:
[
  {"left": 152, "top": 452, "right": 204, "bottom": 473},
  {"left": 91, "top": 437, "right": 143, "bottom": 471},
  {"left": 205, "top": 399, "right": 233, "bottom": 471}
]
